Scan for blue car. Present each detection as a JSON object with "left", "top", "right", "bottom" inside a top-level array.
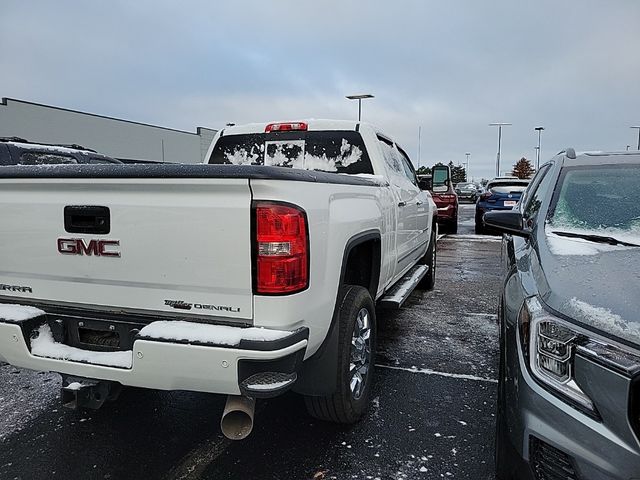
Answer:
[{"left": 475, "top": 178, "right": 529, "bottom": 234}]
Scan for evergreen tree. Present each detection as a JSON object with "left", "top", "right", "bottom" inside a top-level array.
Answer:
[
  {"left": 448, "top": 161, "right": 467, "bottom": 184},
  {"left": 511, "top": 157, "right": 535, "bottom": 179},
  {"left": 416, "top": 166, "right": 431, "bottom": 175}
]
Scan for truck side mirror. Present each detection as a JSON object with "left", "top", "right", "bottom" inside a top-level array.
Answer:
[{"left": 431, "top": 165, "right": 450, "bottom": 192}]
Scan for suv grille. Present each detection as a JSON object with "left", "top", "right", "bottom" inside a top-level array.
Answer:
[{"left": 530, "top": 436, "right": 579, "bottom": 480}]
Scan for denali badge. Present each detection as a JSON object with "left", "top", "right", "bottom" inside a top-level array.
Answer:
[
  {"left": 0, "top": 283, "right": 33, "bottom": 293},
  {"left": 164, "top": 300, "right": 193, "bottom": 310},
  {"left": 164, "top": 299, "right": 241, "bottom": 313},
  {"left": 57, "top": 238, "right": 121, "bottom": 257}
]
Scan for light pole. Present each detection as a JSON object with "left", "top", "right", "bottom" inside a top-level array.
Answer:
[
  {"left": 631, "top": 126, "right": 640, "bottom": 150},
  {"left": 489, "top": 123, "right": 511, "bottom": 177},
  {"left": 346, "top": 94, "right": 374, "bottom": 121},
  {"left": 465, "top": 152, "right": 470, "bottom": 179},
  {"left": 534, "top": 126, "right": 544, "bottom": 170}
]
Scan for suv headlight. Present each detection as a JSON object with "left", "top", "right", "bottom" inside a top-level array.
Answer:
[{"left": 519, "top": 296, "right": 595, "bottom": 412}]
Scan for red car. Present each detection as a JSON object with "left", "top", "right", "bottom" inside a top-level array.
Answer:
[{"left": 420, "top": 166, "right": 458, "bottom": 233}]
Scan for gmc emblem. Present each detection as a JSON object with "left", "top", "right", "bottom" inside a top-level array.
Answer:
[{"left": 57, "top": 238, "right": 121, "bottom": 258}]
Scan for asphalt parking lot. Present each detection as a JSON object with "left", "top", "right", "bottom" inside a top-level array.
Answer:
[{"left": 0, "top": 203, "right": 502, "bottom": 480}]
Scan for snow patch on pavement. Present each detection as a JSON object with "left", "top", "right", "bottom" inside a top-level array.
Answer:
[{"left": 376, "top": 364, "right": 497, "bottom": 383}]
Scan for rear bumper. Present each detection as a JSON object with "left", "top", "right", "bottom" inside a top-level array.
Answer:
[
  {"left": 436, "top": 204, "right": 457, "bottom": 221},
  {"left": 0, "top": 314, "right": 308, "bottom": 396}
]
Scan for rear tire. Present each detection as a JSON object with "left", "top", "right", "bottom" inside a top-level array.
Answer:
[
  {"left": 418, "top": 227, "right": 436, "bottom": 290},
  {"left": 448, "top": 218, "right": 458, "bottom": 234},
  {"left": 475, "top": 214, "right": 484, "bottom": 235},
  {"left": 304, "top": 285, "right": 376, "bottom": 424}
]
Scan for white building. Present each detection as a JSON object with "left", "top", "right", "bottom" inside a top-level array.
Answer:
[{"left": 0, "top": 97, "right": 217, "bottom": 163}]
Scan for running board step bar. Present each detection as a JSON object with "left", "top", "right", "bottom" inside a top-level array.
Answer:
[{"left": 379, "top": 264, "right": 429, "bottom": 309}]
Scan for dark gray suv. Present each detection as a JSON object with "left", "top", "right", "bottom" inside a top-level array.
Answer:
[{"left": 485, "top": 150, "right": 640, "bottom": 479}]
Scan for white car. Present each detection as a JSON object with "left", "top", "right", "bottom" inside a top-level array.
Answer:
[{"left": 0, "top": 119, "right": 437, "bottom": 439}]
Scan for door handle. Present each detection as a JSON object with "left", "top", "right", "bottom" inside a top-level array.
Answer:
[{"left": 398, "top": 201, "right": 407, "bottom": 207}]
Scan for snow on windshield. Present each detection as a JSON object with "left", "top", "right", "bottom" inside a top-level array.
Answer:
[
  {"left": 545, "top": 229, "right": 634, "bottom": 256},
  {"left": 548, "top": 165, "right": 640, "bottom": 245}
]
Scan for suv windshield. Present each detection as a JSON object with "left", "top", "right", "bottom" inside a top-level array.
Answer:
[
  {"left": 209, "top": 130, "right": 373, "bottom": 174},
  {"left": 548, "top": 164, "right": 640, "bottom": 241}
]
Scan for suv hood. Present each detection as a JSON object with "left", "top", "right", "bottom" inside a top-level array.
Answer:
[{"left": 534, "top": 231, "right": 640, "bottom": 347}]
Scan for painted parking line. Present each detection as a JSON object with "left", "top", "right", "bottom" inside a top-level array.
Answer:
[{"left": 376, "top": 364, "right": 497, "bottom": 384}]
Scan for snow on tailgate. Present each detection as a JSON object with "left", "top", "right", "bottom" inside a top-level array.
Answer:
[
  {"left": 138, "top": 321, "right": 291, "bottom": 346},
  {"left": 31, "top": 325, "right": 133, "bottom": 368},
  {"left": 0, "top": 304, "right": 45, "bottom": 322}
]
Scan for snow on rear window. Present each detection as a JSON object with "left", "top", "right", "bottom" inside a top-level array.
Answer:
[{"left": 210, "top": 131, "right": 373, "bottom": 175}]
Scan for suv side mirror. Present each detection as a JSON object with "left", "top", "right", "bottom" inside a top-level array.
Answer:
[{"left": 483, "top": 210, "right": 530, "bottom": 237}]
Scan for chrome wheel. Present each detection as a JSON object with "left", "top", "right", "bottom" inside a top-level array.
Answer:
[{"left": 349, "top": 307, "right": 371, "bottom": 400}]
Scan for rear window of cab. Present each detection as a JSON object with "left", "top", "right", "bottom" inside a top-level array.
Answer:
[{"left": 209, "top": 130, "right": 374, "bottom": 175}]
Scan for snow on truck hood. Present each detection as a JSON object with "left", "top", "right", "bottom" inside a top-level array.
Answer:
[{"left": 536, "top": 229, "right": 640, "bottom": 346}]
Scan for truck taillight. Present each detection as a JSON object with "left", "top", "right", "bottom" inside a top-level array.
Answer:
[{"left": 254, "top": 202, "right": 309, "bottom": 294}]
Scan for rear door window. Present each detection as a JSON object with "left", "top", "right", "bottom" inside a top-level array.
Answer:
[
  {"left": 396, "top": 147, "right": 418, "bottom": 187},
  {"left": 209, "top": 130, "right": 373, "bottom": 174}
]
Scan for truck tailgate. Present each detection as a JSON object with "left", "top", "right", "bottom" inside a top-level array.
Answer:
[{"left": 0, "top": 177, "right": 253, "bottom": 322}]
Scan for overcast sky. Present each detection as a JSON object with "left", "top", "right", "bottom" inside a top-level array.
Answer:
[{"left": 2, "top": 0, "right": 639, "bottom": 178}]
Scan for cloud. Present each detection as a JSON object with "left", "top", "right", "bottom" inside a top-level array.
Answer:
[{"left": 1, "top": 0, "right": 639, "bottom": 178}]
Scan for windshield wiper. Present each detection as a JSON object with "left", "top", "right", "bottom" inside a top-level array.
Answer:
[{"left": 551, "top": 230, "right": 640, "bottom": 247}]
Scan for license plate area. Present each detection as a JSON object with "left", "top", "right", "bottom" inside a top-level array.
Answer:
[
  {"left": 64, "top": 317, "right": 145, "bottom": 352},
  {"left": 504, "top": 200, "right": 517, "bottom": 207}
]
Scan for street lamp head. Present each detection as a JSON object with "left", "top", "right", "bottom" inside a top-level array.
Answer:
[
  {"left": 535, "top": 126, "right": 545, "bottom": 132},
  {"left": 346, "top": 94, "right": 375, "bottom": 100},
  {"left": 489, "top": 123, "right": 512, "bottom": 127}
]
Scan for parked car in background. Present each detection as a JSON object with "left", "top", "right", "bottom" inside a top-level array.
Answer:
[
  {"left": 430, "top": 165, "right": 458, "bottom": 233},
  {"left": 475, "top": 177, "right": 529, "bottom": 234},
  {"left": 455, "top": 182, "right": 479, "bottom": 202},
  {"left": 0, "top": 137, "right": 121, "bottom": 165},
  {"left": 486, "top": 149, "right": 640, "bottom": 480}
]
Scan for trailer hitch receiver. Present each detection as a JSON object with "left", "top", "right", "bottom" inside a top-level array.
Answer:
[{"left": 61, "top": 376, "right": 121, "bottom": 410}]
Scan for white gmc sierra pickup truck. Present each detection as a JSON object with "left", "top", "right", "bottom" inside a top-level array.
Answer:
[{"left": 0, "top": 120, "right": 437, "bottom": 439}]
